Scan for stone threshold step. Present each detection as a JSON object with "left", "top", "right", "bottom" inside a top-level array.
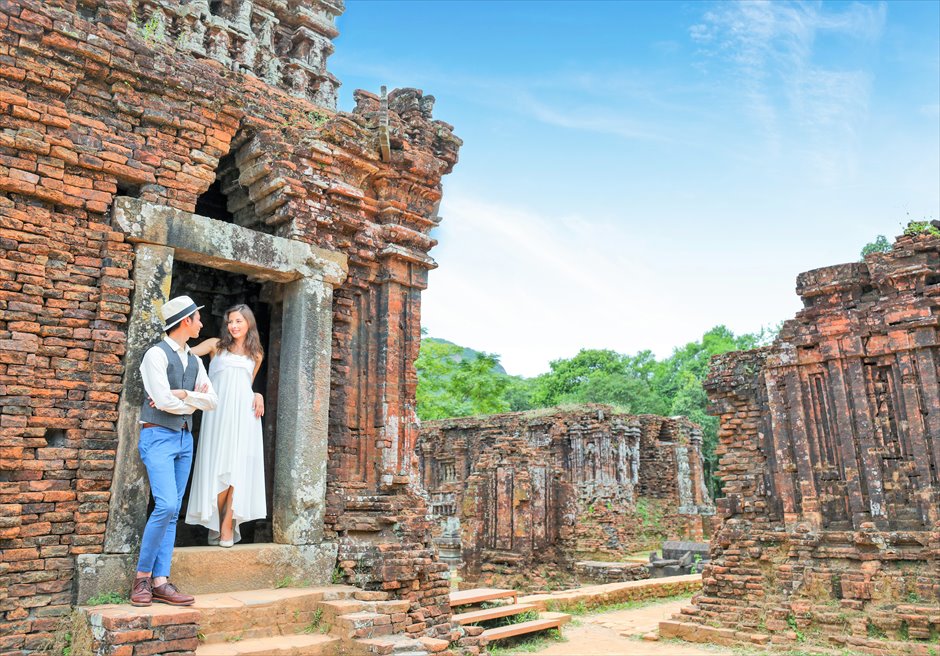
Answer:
[
  {"left": 452, "top": 603, "right": 538, "bottom": 625},
  {"left": 194, "top": 586, "right": 359, "bottom": 643},
  {"left": 195, "top": 633, "right": 339, "bottom": 655},
  {"left": 449, "top": 588, "right": 517, "bottom": 607},
  {"left": 169, "top": 543, "right": 340, "bottom": 595},
  {"left": 194, "top": 586, "right": 360, "bottom": 610},
  {"left": 355, "top": 635, "right": 428, "bottom": 655},
  {"left": 481, "top": 612, "right": 571, "bottom": 642}
]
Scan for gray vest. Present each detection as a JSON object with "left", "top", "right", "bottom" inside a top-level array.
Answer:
[{"left": 139, "top": 340, "right": 199, "bottom": 430}]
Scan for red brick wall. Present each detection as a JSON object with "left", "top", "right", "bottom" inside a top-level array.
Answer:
[
  {"left": 682, "top": 232, "right": 940, "bottom": 651},
  {"left": 0, "top": 1, "right": 461, "bottom": 652},
  {"left": 419, "top": 406, "right": 715, "bottom": 590}
]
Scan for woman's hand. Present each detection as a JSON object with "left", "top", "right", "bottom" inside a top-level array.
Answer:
[{"left": 253, "top": 393, "right": 264, "bottom": 418}]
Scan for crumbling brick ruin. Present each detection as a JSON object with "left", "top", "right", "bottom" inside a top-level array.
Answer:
[
  {"left": 418, "top": 406, "right": 715, "bottom": 591},
  {"left": 0, "top": 1, "right": 467, "bottom": 653},
  {"left": 664, "top": 232, "right": 940, "bottom": 654}
]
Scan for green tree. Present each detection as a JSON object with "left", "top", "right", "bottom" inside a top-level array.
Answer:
[
  {"left": 653, "top": 325, "right": 774, "bottom": 495},
  {"left": 415, "top": 339, "right": 511, "bottom": 420},
  {"left": 416, "top": 324, "right": 779, "bottom": 496},
  {"left": 528, "top": 349, "right": 666, "bottom": 414},
  {"left": 860, "top": 235, "right": 891, "bottom": 259},
  {"left": 504, "top": 376, "right": 538, "bottom": 412}
]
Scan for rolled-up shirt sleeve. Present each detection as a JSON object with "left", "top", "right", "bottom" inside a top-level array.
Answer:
[
  {"left": 184, "top": 358, "right": 218, "bottom": 411},
  {"left": 140, "top": 347, "right": 192, "bottom": 415}
]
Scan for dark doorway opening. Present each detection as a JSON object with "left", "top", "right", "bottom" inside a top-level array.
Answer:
[{"left": 159, "top": 259, "right": 281, "bottom": 546}]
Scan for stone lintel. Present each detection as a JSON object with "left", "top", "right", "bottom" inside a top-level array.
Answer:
[{"left": 112, "top": 197, "right": 347, "bottom": 285}]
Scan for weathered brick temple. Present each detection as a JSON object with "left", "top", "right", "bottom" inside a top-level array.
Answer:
[
  {"left": 662, "top": 230, "right": 940, "bottom": 654},
  {"left": 0, "top": 1, "right": 470, "bottom": 653},
  {"left": 419, "top": 407, "right": 715, "bottom": 590}
]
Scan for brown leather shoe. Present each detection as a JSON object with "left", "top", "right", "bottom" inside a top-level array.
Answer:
[
  {"left": 152, "top": 581, "right": 195, "bottom": 606},
  {"left": 130, "top": 576, "right": 152, "bottom": 607}
]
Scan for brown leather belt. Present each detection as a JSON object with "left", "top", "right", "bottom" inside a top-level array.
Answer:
[{"left": 142, "top": 422, "right": 189, "bottom": 430}]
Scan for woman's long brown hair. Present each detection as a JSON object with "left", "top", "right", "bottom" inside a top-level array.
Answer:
[{"left": 217, "top": 304, "right": 264, "bottom": 362}]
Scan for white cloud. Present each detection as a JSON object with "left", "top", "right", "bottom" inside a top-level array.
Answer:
[
  {"left": 690, "top": 1, "right": 885, "bottom": 181},
  {"left": 919, "top": 103, "right": 940, "bottom": 118},
  {"left": 422, "top": 195, "right": 666, "bottom": 375},
  {"left": 511, "top": 91, "right": 668, "bottom": 142},
  {"left": 421, "top": 194, "right": 805, "bottom": 377}
]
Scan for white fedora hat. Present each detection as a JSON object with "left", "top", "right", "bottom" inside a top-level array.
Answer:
[{"left": 161, "top": 295, "right": 204, "bottom": 331}]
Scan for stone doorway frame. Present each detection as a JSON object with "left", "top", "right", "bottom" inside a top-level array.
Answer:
[{"left": 77, "top": 198, "right": 347, "bottom": 602}]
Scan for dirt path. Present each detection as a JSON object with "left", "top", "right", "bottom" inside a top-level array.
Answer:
[{"left": 529, "top": 598, "right": 738, "bottom": 656}]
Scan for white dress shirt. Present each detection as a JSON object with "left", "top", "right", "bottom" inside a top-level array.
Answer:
[{"left": 140, "top": 336, "right": 218, "bottom": 417}]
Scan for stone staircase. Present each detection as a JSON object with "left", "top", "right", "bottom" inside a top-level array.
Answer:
[
  {"left": 450, "top": 588, "right": 571, "bottom": 644},
  {"left": 80, "top": 584, "right": 441, "bottom": 656},
  {"left": 190, "top": 586, "right": 431, "bottom": 656}
]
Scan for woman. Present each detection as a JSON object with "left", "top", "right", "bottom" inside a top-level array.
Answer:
[{"left": 185, "top": 304, "right": 266, "bottom": 547}]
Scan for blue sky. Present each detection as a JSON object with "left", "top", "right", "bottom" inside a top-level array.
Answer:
[{"left": 331, "top": 1, "right": 940, "bottom": 377}]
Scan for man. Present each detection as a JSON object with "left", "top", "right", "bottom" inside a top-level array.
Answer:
[{"left": 130, "top": 295, "right": 218, "bottom": 607}]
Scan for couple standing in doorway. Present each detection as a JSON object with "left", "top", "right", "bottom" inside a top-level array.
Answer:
[{"left": 130, "top": 295, "right": 267, "bottom": 607}]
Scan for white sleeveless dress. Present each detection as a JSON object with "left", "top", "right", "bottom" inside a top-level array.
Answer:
[{"left": 185, "top": 349, "right": 265, "bottom": 543}]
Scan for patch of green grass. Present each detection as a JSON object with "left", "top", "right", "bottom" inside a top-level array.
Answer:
[
  {"left": 479, "top": 609, "right": 539, "bottom": 629},
  {"left": 331, "top": 565, "right": 344, "bottom": 584},
  {"left": 487, "top": 628, "right": 564, "bottom": 655},
  {"left": 301, "top": 608, "right": 329, "bottom": 635},
  {"left": 521, "top": 403, "right": 632, "bottom": 420},
  {"left": 904, "top": 220, "right": 940, "bottom": 237},
  {"left": 84, "top": 592, "right": 130, "bottom": 606},
  {"left": 43, "top": 610, "right": 92, "bottom": 656},
  {"left": 563, "top": 593, "right": 692, "bottom": 616},
  {"left": 655, "top": 637, "right": 776, "bottom": 655},
  {"left": 866, "top": 619, "right": 887, "bottom": 640},
  {"left": 786, "top": 613, "right": 806, "bottom": 643},
  {"left": 275, "top": 575, "right": 310, "bottom": 589},
  {"left": 225, "top": 633, "right": 244, "bottom": 643},
  {"left": 897, "top": 620, "right": 910, "bottom": 641}
]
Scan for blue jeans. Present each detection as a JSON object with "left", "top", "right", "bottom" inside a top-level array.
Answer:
[{"left": 136, "top": 425, "right": 193, "bottom": 578}]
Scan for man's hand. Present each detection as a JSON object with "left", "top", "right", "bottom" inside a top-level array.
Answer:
[
  {"left": 170, "top": 389, "right": 187, "bottom": 400},
  {"left": 253, "top": 393, "right": 264, "bottom": 419},
  {"left": 196, "top": 382, "right": 209, "bottom": 394}
]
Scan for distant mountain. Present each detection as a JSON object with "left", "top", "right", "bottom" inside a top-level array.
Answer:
[{"left": 424, "top": 337, "right": 507, "bottom": 375}]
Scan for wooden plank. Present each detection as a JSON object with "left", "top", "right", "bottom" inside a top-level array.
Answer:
[
  {"left": 453, "top": 603, "right": 537, "bottom": 625},
  {"left": 481, "top": 613, "right": 571, "bottom": 642},
  {"left": 449, "top": 588, "right": 517, "bottom": 607}
]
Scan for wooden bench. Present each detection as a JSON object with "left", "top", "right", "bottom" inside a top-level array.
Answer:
[
  {"left": 480, "top": 612, "right": 571, "bottom": 642},
  {"left": 452, "top": 603, "right": 537, "bottom": 625},
  {"left": 449, "top": 588, "right": 517, "bottom": 607}
]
